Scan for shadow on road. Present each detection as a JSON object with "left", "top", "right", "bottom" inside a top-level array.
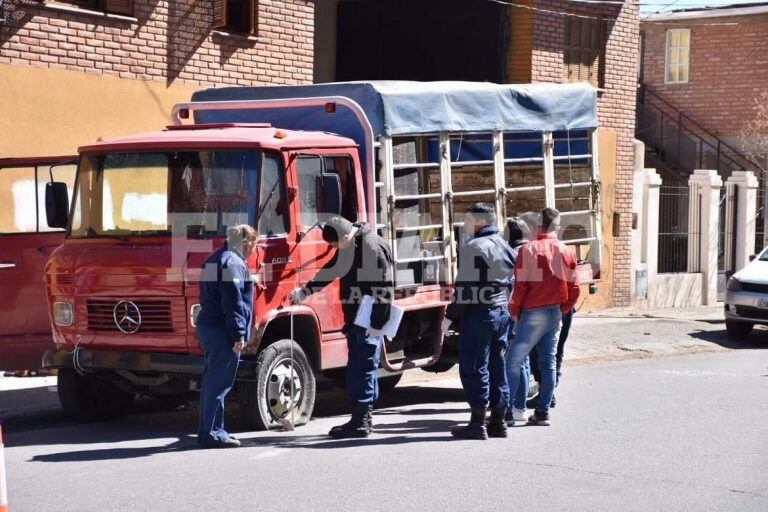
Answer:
[
  {"left": 688, "top": 327, "right": 768, "bottom": 349},
  {"left": 7, "top": 383, "right": 467, "bottom": 459},
  {"left": 29, "top": 437, "right": 199, "bottom": 463}
]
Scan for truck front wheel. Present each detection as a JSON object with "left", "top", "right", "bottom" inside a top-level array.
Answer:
[
  {"left": 242, "top": 339, "right": 316, "bottom": 430},
  {"left": 57, "top": 368, "right": 134, "bottom": 422}
]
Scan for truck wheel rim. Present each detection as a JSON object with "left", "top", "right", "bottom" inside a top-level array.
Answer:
[{"left": 266, "top": 357, "right": 303, "bottom": 420}]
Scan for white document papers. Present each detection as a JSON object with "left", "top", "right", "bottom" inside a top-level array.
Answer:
[{"left": 353, "top": 295, "right": 404, "bottom": 339}]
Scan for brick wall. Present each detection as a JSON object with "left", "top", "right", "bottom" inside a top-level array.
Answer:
[
  {"left": 507, "top": 0, "right": 534, "bottom": 83},
  {"left": 523, "top": 0, "right": 640, "bottom": 307},
  {"left": 0, "top": 0, "right": 314, "bottom": 86},
  {"left": 641, "top": 14, "right": 768, "bottom": 137}
]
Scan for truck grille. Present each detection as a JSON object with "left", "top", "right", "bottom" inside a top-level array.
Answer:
[
  {"left": 735, "top": 306, "right": 768, "bottom": 321},
  {"left": 86, "top": 299, "right": 174, "bottom": 333},
  {"left": 741, "top": 282, "right": 768, "bottom": 294}
]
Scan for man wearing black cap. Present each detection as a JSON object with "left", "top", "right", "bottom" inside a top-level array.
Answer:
[
  {"left": 289, "top": 216, "right": 393, "bottom": 438},
  {"left": 444, "top": 203, "right": 516, "bottom": 440}
]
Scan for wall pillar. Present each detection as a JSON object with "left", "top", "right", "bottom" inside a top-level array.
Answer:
[
  {"left": 725, "top": 171, "right": 759, "bottom": 271},
  {"left": 688, "top": 170, "right": 723, "bottom": 305},
  {"left": 641, "top": 168, "right": 662, "bottom": 300},
  {"left": 630, "top": 140, "right": 646, "bottom": 300}
]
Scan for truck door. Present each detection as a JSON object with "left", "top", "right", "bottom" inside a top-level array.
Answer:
[
  {"left": 292, "top": 152, "right": 361, "bottom": 334},
  {"left": 0, "top": 158, "right": 76, "bottom": 370},
  {"left": 251, "top": 151, "right": 295, "bottom": 315}
]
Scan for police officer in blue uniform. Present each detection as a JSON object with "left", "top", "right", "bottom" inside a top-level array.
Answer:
[
  {"left": 444, "top": 203, "right": 516, "bottom": 440},
  {"left": 290, "top": 216, "right": 393, "bottom": 439},
  {"left": 196, "top": 224, "right": 257, "bottom": 448}
]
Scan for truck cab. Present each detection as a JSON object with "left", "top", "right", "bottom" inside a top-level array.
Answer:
[{"left": 44, "top": 123, "right": 405, "bottom": 427}]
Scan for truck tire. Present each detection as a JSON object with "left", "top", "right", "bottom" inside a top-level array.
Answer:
[
  {"left": 726, "top": 319, "right": 753, "bottom": 341},
  {"left": 242, "top": 339, "right": 316, "bottom": 430},
  {"left": 57, "top": 368, "right": 134, "bottom": 422}
]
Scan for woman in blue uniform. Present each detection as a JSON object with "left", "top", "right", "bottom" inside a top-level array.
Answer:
[{"left": 196, "top": 225, "right": 257, "bottom": 448}]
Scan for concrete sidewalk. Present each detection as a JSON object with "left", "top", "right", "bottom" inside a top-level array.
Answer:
[{"left": 565, "top": 303, "right": 739, "bottom": 363}]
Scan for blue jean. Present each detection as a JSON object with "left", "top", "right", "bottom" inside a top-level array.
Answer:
[
  {"left": 196, "top": 324, "right": 241, "bottom": 444},
  {"left": 458, "top": 307, "right": 511, "bottom": 409},
  {"left": 530, "top": 307, "right": 574, "bottom": 386},
  {"left": 507, "top": 305, "right": 562, "bottom": 414},
  {"left": 505, "top": 341, "right": 530, "bottom": 410},
  {"left": 345, "top": 324, "right": 383, "bottom": 405}
]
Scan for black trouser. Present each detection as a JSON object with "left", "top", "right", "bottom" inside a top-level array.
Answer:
[{"left": 530, "top": 307, "right": 574, "bottom": 385}]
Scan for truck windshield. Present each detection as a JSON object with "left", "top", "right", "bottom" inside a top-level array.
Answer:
[{"left": 70, "top": 150, "right": 287, "bottom": 238}]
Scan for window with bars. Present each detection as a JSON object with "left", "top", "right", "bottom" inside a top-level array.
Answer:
[
  {"left": 563, "top": 16, "right": 605, "bottom": 88},
  {"left": 212, "top": 0, "right": 258, "bottom": 34},
  {"left": 665, "top": 28, "right": 690, "bottom": 84}
]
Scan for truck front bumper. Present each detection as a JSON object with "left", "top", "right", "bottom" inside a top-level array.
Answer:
[{"left": 43, "top": 347, "right": 259, "bottom": 380}]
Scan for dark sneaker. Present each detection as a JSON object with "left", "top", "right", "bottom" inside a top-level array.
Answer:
[{"left": 527, "top": 410, "right": 550, "bottom": 426}]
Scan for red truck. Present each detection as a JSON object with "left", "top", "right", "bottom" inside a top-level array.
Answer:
[{"left": 41, "top": 81, "right": 602, "bottom": 428}]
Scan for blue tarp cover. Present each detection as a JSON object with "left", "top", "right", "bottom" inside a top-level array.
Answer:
[{"left": 191, "top": 81, "right": 598, "bottom": 136}]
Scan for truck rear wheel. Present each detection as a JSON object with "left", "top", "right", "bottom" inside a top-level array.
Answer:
[
  {"left": 57, "top": 368, "right": 134, "bottom": 422},
  {"left": 242, "top": 339, "right": 316, "bottom": 430}
]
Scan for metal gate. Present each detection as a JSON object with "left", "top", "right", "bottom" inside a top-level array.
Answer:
[{"left": 658, "top": 184, "right": 692, "bottom": 273}]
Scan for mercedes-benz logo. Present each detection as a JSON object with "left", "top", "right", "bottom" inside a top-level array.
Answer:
[{"left": 113, "top": 300, "right": 142, "bottom": 334}]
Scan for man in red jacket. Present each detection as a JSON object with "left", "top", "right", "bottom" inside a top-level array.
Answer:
[{"left": 507, "top": 208, "right": 579, "bottom": 426}]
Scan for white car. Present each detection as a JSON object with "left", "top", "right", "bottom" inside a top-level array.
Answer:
[{"left": 724, "top": 247, "right": 768, "bottom": 340}]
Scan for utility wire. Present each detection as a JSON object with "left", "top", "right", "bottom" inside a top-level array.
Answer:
[{"left": 487, "top": 0, "right": 609, "bottom": 20}]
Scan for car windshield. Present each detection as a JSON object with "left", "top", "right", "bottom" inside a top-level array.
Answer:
[
  {"left": 761, "top": 249, "right": 768, "bottom": 262},
  {"left": 70, "top": 150, "right": 287, "bottom": 238}
]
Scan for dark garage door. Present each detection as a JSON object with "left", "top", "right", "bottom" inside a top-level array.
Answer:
[{"left": 337, "top": 0, "right": 508, "bottom": 83}]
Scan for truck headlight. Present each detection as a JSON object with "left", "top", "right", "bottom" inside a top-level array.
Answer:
[
  {"left": 190, "top": 303, "right": 201, "bottom": 327},
  {"left": 726, "top": 277, "right": 743, "bottom": 291},
  {"left": 52, "top": 301, "right": 73, "bottom": 326}
]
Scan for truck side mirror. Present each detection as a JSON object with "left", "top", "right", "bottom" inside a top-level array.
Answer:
[
  {"left": 45, "top": 182, "right": 69, "bottom": 228},
  {"left": 316, "top": 174, "right": 342, "bottom": 217}
]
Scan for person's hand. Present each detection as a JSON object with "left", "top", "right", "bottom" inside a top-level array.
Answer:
[
  {"left": 440, "top": 317, "right": 453, "bottom": 334},
  {"left": 233, "top": 340, "right": 246, "bottom": 353},
  {"left": 287, "top": 287, "right": 305, "bottom": 305}
]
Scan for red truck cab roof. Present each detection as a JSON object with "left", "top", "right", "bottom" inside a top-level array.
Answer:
[{"left": 78, "top": 123, "right": 358, "bottom": 153}]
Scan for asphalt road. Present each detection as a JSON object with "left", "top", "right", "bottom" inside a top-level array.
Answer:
[{"left": 2, "top": 348, "right": 767, "bottom": 512}]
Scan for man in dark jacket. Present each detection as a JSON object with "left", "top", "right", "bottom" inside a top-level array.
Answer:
[
  {"left": 445, "top": 203, "right": 516, "bottom": 440},
  {"left": 291, "top": 216, "right": 393, "bottom": 438}
]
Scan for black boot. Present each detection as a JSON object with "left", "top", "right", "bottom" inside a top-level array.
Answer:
[
  {"left": 451, "top": 407, "right": 488, "bottom": 440},
  {"left": 329, "top": 403, "right": 373, "bottom": 438},
  {"left": 486, "top": 406, "right": 508, "bottom": 438}
]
